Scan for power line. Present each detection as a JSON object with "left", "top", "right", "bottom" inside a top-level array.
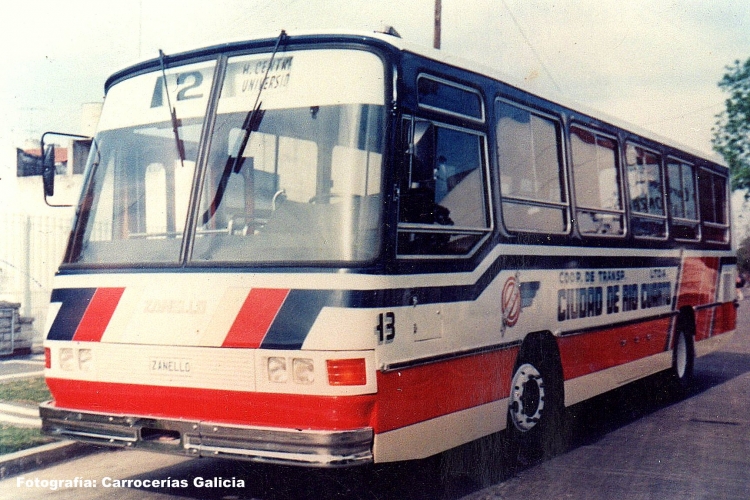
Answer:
[
  {"left": 434, "top": 0, "right": 442, "bottom": 49},
  {"left": 500, "top": 0, "right": 562, "bottom": 92}
]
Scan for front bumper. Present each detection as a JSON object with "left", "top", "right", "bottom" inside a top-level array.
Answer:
[{"left": 39, "top": 401, "right": 373, "bottom": 467}]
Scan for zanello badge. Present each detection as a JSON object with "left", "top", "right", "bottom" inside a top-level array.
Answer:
[{"left": 501, "top": 275, "right": 541, "bottom": 330}]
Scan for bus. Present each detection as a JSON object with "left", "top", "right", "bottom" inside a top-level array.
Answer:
[{"left": 40, "top": 29, "right": 736, "bottom": 470}]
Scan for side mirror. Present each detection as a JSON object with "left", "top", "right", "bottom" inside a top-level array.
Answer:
[
  {"left": 40, "top": 131, "right": 91, "bottom": 207},
  {"left": 42, "top": 144, "right": 56, "bottom": 197}
]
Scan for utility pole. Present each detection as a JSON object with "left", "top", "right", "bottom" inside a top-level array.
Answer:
[{"left": 434, "top": 0, "right": 441, "bottom": 49}]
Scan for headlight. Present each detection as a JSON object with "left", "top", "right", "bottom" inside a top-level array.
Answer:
[
  {"left": 267, "top": 357, "right": 288, "bottom": 383},
  {"left": 59, "top": 348, "right": 75, "bottom": 371},
  {"left": 293, "top": 358, "right": 314, "bottom": 385},
  {"left": 78, "top": 349, "right": 93, "bottom": 371}
]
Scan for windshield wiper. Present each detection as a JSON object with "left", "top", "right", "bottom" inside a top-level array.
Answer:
[
  {"left": 159, "top": 49, "right": 186, "bottom": 167},
  {"left": 230, "top": 30, "right": 287, "bottom": 173},
  {"left": 200, "top": 30, "right": 287, "bottom": 225}
]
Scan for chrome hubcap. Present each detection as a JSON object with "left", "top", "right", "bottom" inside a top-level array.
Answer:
[
  {"left": 509, "top": 363, "right": 545, "bottom": 432},
  {"left": 675, "top": 332, "right": 687, "bottom": 379}
]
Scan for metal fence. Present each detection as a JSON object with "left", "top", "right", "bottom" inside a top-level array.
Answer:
[{"left": 0, "top": 212, "right": 73, "bottom": 345}]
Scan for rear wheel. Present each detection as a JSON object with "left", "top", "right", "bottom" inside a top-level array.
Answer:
[
  {"left": 507, "top": 339, "right": 567, "bottom": 466},
  {"left": 670, "top": 321, "right": 695, "bottom": 391}
]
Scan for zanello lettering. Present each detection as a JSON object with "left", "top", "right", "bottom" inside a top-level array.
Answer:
[
  {"left": 150, "top": 359, "right": 191, "bottom": 373},
  {"left": 144, "top": 299, "right": 206, "bottom": 314}
]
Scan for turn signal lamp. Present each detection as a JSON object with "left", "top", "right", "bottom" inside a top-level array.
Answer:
[
  {"left": 44, "top": 347, "right": 51, "bottom": 369},
  {"left": 326, "top": 358, "right": 367, "bottom": 386}
]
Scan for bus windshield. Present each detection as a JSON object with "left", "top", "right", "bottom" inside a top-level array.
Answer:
[{"left": 67, "top": 48, "right": 386, "bottom": 266}]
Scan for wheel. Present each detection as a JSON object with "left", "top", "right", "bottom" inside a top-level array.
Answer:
[
  {"left": 670, "top": 322, "right": 695, "bottom": 391},
  {"left": 507, "top": 340, "right": 567, "bottom": 466},
  {"left": 509, "top": 363, "right": 545, "bottom": 432}
]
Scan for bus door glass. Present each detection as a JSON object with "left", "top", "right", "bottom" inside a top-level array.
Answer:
[{"left": 397, "top": 118, "right": 491, "bottom": 256}]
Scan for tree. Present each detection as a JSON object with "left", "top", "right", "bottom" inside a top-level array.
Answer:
[
  {"left": 736, "top": 235, "right": 750, "bottom": 277},
  {"left": 713, "top": 58, "right": 750, "bottom": 192}
]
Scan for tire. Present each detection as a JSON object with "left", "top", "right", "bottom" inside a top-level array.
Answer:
[
  {"left": 670, "top": 321, "right": 695, "bottom": 392},
  {"left": 507, "top": 338, "right": 568, "bottom": 466}
]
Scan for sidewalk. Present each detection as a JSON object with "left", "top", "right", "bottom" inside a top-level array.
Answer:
[
  {"left": 0, "top": 402, "right": 39, "bottom": 428},
  {"left": 0, "top": 351, "right": 98, "bottom": 478},
  {"left": 0, "top": 441, "right": 98, "bottom": 479}
]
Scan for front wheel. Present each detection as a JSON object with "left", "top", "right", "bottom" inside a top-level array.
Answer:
[
  {"left": 507, "top": 344, "right": 567, "bottom": 466},
  {"left": 509, "top": 363, "right": 546, "bottom": 432}
]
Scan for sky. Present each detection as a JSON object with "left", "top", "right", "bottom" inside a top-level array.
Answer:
[{"left": 1, "top": 0, "right": 749, "bottom": 192}]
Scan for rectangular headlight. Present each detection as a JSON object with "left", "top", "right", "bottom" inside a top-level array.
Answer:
[
  {"left": 293, "top": 358, "right": 315, "bottom": 385},
  {"left": 78, "top": 349, "right": 93, "bottom": 371},
  {"left": 267, "top": 356, "right": 288, "bottom": 383},
  {"left": 59, "top": 348, "right": 75, "bottom": 371}
]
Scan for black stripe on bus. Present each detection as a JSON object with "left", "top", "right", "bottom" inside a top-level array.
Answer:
[
  {"left": 257, "top": 253, "right": 682, "bottom": 349},
  {"left": 47, "top": 288, "right": 97, "bottom": 341}
]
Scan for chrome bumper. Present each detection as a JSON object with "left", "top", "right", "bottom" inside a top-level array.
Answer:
[{"left": 39, "top": 401, "right": 373, "bottom": 467}]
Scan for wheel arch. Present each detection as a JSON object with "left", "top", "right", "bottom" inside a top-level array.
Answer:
[
  {"left": 674, "top": 306, "right": 697, "bottom": 341},
  {"left": 516, "top": 331, "right": 564, "bottom": 375},
  {"left": 508, "top": 329, "right": 569, "bottom": 462}
]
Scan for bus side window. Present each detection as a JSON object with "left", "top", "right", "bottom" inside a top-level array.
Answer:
[
  {"left": 667, "top": 159, "right": 700, "bottom": 240},
  {"left": 570, "top": 126, "right": 625, "bottom": 237},
  {"left": 397, "top": 118, "right": 490, "bottom": 256},
  {"left": 698, "top": 169, "right": 729, "bottom": 243},
  {"left": 626, "top": 143, "right": 667, "bottom": 239},
  {"left": 495, "top": 100, "right": 568, "bottom": 234}
]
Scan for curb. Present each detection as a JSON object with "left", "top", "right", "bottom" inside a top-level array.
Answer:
[{"left": 0, "top": 441, "right": 100, "bottom": 480}]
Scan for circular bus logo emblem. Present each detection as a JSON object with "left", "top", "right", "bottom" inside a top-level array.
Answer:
[{"left": 502, "top": 276, "right": 521, "bottom": 327}]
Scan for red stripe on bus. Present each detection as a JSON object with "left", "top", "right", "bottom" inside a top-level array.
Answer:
[
  {"left": 223, "top": 288, "right": 289, "bottom": 348},
  {"left": 373, "top": 348, "right": 518, "bottom": 433},
  {"left": 677, "top": 257, "right": 719, "bottom": 309},
  {"left": 46, "top": 378, "right": 375, "bottom": 430},
  {"left": 676, "top": 257, "right": 721, "bottom": 341},
  {"left": 558, "top": 317, "right": 671, "bottom": 381},
  {"left": 71, "top": 287, "right": 125, "bottom": 342},
  {"left": 712, "top": 302, "right": 736, "bottom": 336}
]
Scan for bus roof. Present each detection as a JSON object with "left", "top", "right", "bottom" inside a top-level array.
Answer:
[{"left": 105, "top": 29, "right": 726, "bottom": 168}]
